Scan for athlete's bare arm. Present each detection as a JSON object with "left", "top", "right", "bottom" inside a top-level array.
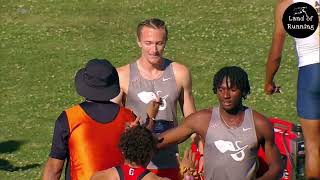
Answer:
[
  {"left": 265, "top": 0, "right": 292, "bottom": 94},
  {"left": 114, "top": 65, "right": 130, "bottom": 106},
  {"left": 42, "top": 158, "right": 64, "bottom": 180},
  {"left": 172, "top": 62, "right": 196, "bottom": 118},
  {"left": 253, "top": 111, "right": 283, "bottom": 180},
  {"left": 157, "top": 109, "right": 211, "bottom": 149}
]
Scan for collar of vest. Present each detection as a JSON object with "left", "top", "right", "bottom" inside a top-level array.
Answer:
[{"left": 80, "top": 101, "right": 120, "bottom": 123}]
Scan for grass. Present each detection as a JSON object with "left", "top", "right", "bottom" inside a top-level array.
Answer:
[{"left": 0, "top": 0, "right": 298, "bottom": 179}]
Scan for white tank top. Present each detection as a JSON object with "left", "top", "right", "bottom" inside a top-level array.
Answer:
[{"left": 292, "top": 0, "right": 320, "bottom": 67}]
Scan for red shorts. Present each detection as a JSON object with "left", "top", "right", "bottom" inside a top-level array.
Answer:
[{"left": 149, "top": 168, "right": 181, "bottom": 180}]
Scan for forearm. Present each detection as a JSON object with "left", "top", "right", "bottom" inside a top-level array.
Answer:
[
  {"left": 257, "top": 164, "right": 282, "bottom": 180},
  {"left": 261, "top": 150, "right": 282, "bottom": 179},
  {"left": 145, "top": 116, "right": 155, "bottom": 131},
  {"left": 265, "top": 55, "right": 281, "bottom": 84},
  {"left": 42, "top": 158, "right": 64, "bottom": 180},
  {"left": 157, "top": 126, "right": 193, "bottom": 149},
  {"left": 259, "top": 135, "right": 283, "bottom": 179},
  {"left": 266, "top": 0, "right": 287, "bottom": 84},
  {"left": 42, "top": 168, "right": 62, "bottom": 180}
]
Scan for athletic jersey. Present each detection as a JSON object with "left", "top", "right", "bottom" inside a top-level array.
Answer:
[
  {"left": 204, "top": 107, "right": 258, "bottom": 180},
  {"left": 115, "top": 164, "right": 150, "bottom": 180},
  {"left": 125, "top": 59, "right": 179, "bottom": 169},
  {"left": 126, "top": 59, "right": 179, "bottom": 124},
  {"left": 65, "top": 105, "right": 136, "bottom": 180},
  {"left": 292, "top": 0, "right": 320, "bottom": 67}
]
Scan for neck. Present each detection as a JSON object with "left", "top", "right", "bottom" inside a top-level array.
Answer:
[
  {"left": 219, "top": 105, "right": 245, "bottom": 128},
  {"left": 124, "top": 160, "right": 145, "bottom": 168},
  {"left": 138, "top": 57, "right": 164, "bottom": 70},
  {"left": 137, "top": 59, "right": 164, "bottom": 80},
  {"left": 224, "top": 104, "right": 244, "bottom": 115}
]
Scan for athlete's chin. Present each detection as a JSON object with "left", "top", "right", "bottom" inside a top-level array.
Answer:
[
  {"left": 148, "top": 57, "right": 163, "bottom": 64},
  {"left": 221, "top": 105, "right": 235, "bottom": 112}
]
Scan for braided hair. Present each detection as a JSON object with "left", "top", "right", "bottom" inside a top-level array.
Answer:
[{"left": 213, "top": 66, "right": 251, "bottom": 99}]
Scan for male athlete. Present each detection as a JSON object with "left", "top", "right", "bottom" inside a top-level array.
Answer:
[
  {"left": 158, "top": 66, "right": 283, "bottom": 179},
  {"left": 113, "top": 18, "right": 197, "bottom": 180}
]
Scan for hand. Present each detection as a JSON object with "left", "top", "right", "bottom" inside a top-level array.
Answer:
[
  {"left": 145, "top": 97, "right": 161, "bottom": 130},
  {"left": 177, "top": 149, "right": 200, "bottom": 179},
  {"left": 126, "top": 116, "right": 141, "bottom": 129},
  {"left": 264, "top": 82, "right": 281, "bottom": 95},
  {"left": 182, "top": 149, "right": 198, "bottom": 170},
  {"left": 190, "top": 134, "right": 204, "bottom": 173},
  {"left": 147, "top": 96, "right": 161, "bottom": 119}
]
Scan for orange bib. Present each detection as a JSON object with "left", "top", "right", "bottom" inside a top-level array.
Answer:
[{"left": 65, "top": 105, "right": 135, "bottom": 180}]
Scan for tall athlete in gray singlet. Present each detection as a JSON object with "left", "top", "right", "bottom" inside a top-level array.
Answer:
[
  {"left": 126, "top": 59, "right": 179, "bottom": 169},
  {"left": 126, "top": 59, "right": 178, "bottom": 126},
  {"left": 115, "top": 18, "right": 196, "bottom": 180}
]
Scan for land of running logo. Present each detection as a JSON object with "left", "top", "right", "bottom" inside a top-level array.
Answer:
[{"left": 282, "top": 2, "right": 319, "bottom": 38}]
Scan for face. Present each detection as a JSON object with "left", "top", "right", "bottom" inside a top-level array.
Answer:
[
  {"left": 137, "top": 26, "right": 166, "bottom": 65},
  {"left": 216, "top": 77, "right": 242, "bottom": 112}
]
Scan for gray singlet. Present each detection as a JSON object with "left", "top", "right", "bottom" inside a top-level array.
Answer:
[
  {"left": 126, "top": 59, "right": 179, "bottom": 169},
  {"left": 204, "top": 107, "right": 258, "bottom": 180}
]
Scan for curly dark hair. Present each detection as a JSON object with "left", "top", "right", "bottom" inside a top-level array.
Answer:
[
  {"left": 119, "top": 126, "right": 157, "bottom": 166},
  {"left": 213, "top": 66, "right": 251, "bottom": 99}
]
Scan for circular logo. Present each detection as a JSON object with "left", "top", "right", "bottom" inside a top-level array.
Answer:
[{"left": 282, "top": 2, "right": 319, "bottom": 38}]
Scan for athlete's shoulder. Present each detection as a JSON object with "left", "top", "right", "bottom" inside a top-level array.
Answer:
[
  {"left": 171, "top": 61, "right": 190, "bottom": 74},
  {"left": 171, "top": 61, "right": 192, "bottom": 87},
  {"left": 197, "top": 108, "right": 213, "bottom": 115},
  {"left": 185, "top": 108, "right": 212, "bottom": 124},
  {"left": 117, "top": 64, "right": 130, "bottom": 76},
  {"left": 117, "top": 63, "right": 131, "bottom": 93},
  {"left": 251, "top": 109, "right": 268, "bottom": 122},
  {"left": 251, "top": 109, "right": 274, "bottom": 138}
]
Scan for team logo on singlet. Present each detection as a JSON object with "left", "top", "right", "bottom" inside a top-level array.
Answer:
[
  {"left": 137, "top": 91, "right": 168, "bottom": 110},
  {"left": 214, "top": 140, "right": 248, "bottom": 161},
  {"left": 282, "top": 2, "right": 319, "bottom": 38}
]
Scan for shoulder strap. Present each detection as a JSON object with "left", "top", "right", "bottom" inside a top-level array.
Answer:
[
  {"left": 129, "top": 62, "right": 139, "bottom": 82},
  {"left": 244, "top": 108, "right": 254, "bottom": 128},
  {"left": 65, "top": 105, "right": 84, "bottom": 132},
  {"left": 163, "top": 59, "right": 174, "bottom": 77},
  {"left": 211, "top": 107, "right": 219, "bottom": 124},
  {"left": 115, "top": 166, "right": 124, "bottom": 180},
  {"left": 137, "top": 169, "right": 151, "bottom": 180}
]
